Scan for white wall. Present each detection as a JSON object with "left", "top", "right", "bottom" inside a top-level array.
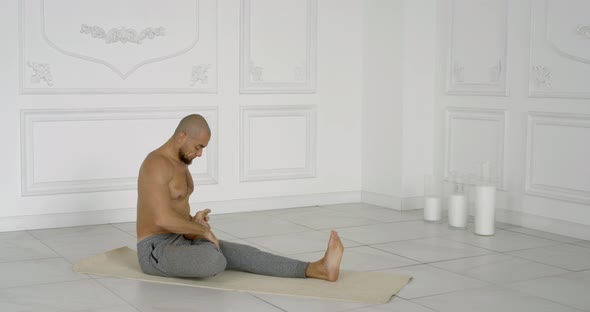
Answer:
[
  {"left": 362, "top": 0, "right": 436, "bottom": 210},
  {"left": 3, "top": 0, "right": 590, "bottom": 241},
  {"left": 0, "top": 0, "right": 364, "bottom": 231},
  {"left": 363, "top": 0, "right": 590, "bottom": 240},
  {"left": 435, "top": 0, "right": 590, "bottom": 239},
  {"left": 362, "top": 0, "right": 404, "bottom": 207}
]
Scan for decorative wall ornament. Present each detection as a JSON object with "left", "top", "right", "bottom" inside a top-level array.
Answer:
[
  {"left": 190, "top": 64, "right": 211, "bottom": 86},
  {"left": 576, "top": 24, "right": 590, "bottom": 38},
  {"left": 249, "top": 60, "right": 264, "bottom": 81},
  {"left": 294, "top": 65, "right": 305, "bottom": 81},
  {"left": 453, "top": 63, "right": 465, "bottom": 83},
  {"left": 489, "top": 60, "right": 502, "bottom": 83},
  {"left": 80, "top": 24, "right": 166, "bottom": 45},
  {"left": 27, "top": 62, "right": 53, "bottom": 86},
  {"left": 532, "top": 65, "right": 552, "bottom": 89}
]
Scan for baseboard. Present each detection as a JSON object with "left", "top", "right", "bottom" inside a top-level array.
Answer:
[
  {"left": 496, "top": 208, "right": 590, "bottom": 241},
  {"left": 361, "top": 191, "right": 402, "bottom": 210},
  {"left": 0, "top": 208, "right": 137, "bottom": 232},
  {"left": 199, "top": 191, "right": 361, "bottom": 214},
  {"left": 0, "top": 191, "right": 361, "bottom": 232}
]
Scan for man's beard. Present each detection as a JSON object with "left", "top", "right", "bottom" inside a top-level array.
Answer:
[{"left": 179, "top": 150, "right": 192, "bottom": 165}]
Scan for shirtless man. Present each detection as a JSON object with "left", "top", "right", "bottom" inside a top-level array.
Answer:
[{"left": 136, "top": 114, "right": 344, "bottom": 281}]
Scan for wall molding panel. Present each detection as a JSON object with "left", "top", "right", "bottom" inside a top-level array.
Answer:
[
  {"left": 529, "top": 0, "right": 590, "bottom": 98},
  {"left": 446, "top": 0, "right": 508, "bottom": 96},
  {"left": 240, "top": 106, "right": 317, "bottom": 181},
  {"left": 21, "top": 107, "right": 219, "bottom": 196},
  {"left": 239, "top": 0, "right": 317, "bottom": 94},
  {"left": 20, "top": 0, "right": 217, "bottom": 94},
  {"left": 525, "top": 112, "right": 590, "bottom": 204},
  {"left": 444, "top": 107, "right": 507, "bottom": 190}
]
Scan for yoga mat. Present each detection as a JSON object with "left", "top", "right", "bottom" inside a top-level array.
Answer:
[{"left": 73, "top": 247, "right": 412, "bottom": 304}]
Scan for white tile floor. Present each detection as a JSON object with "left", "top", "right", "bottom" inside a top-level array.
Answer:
[{"left": 1, "top": 203, "right": 590, "bottom": 312}]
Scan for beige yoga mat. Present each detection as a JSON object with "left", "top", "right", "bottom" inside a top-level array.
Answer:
[{"left": 73, "top": 247, "right": 412, "bottom": 304}]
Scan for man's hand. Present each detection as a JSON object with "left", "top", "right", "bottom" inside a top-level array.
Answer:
[{"left": 193, "top": 209, "right": 211, "bottom": 224}]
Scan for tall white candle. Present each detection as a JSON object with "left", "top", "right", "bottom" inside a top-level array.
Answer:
[
  {"left": 474, "top": 185, "right": 495, "bottom": 235},
  {"left": 448, "top": 194, "right": 467, "bottom": 229},
  {"left": 424, "top": 196, "right": 442, "bottom": 222}
]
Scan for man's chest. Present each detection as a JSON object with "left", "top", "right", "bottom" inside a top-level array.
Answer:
[{"left": 169, "top": 167, "right": 194, "bottom": 200}]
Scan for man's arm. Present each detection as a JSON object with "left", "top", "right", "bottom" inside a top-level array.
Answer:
[{"left": 139, "top": 156, "right": 212, "bottom": 240}]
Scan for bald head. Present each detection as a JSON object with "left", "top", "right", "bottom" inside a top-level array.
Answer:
[{"left": 174, "top": 114, "right": 211, "bottom": 138}]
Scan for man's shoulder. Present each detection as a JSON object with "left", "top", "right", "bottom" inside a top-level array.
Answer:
[{"left": 140, "top": 152, "right": 174, "bottom": 179}]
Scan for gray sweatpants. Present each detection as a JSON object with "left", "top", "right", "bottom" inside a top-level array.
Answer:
[{"left": 137, "top": 233, "right": 309, "bottom": 278}]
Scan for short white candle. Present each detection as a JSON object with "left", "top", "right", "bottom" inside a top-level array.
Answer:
[
  {"left": 448, "top": 194, "right": 467, "bottom": 229},
  {"left": 424, "top": 196, "right": 442, "bottom": 222}
]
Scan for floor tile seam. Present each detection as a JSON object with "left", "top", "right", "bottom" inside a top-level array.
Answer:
[
  {"left": 414, "top": 251, "right": 509, "bottom": 267},
  {"left": 565, "top": 241, "right": 590, "bottom": 250},
  {"left": 369, "top": 235, "right": 499, "bottom": 252},
  {"left": 352, "top": 232, "right": 453, "bottom": 248},
  {"left": 399, "top": 283, "right": 495, "bottom": 301},
  {"left": 236, "top": 229, "right": 367, "bottom": 247},
  {"left": 210, "top": 213, "right": 300, "bottom": 224},
  {"left": 279, "top": 218, "right": 384, "bottom": 231},
  {"left": 230, "top": 228, "right": 324, "bottom": 240},
  {"left": 503, "top": 228, "right": 582, "bottom": 244},
  {"left": 93, "top": 278, "right": 144, "bottom": 312},
  {"left": 326, "top": 219, "right": 444, "bottom": 233},
  {"left": 2, "top": 236, "right": 70, "bottom": 264},
  {"left": 0, "top": 236, "right": 42, "bottom": 243},
  {"left": 439, "top": 234, "right": 559, "bottom": 253},
  {"left": 499, "top": 249, "right": 582, "bottom": 272},
  {"left": 110, "top": 223, "right": 138, "bottom": 239},
  {"left": 33, "top": 230, "right": 140, "bottom": 244},
  {"left": 504, "top": 284, "right": 589, "bottom": 312},
  {"left": 250, "top": 294, "right": 289, "bottom": 312},
  {"left": 362, "top": 244, "right": 427, "bottom": 264},
  {"left": 213, "top": 220, "right": 318, "bottom": 236},
  {"left": 424, "top": 258, "right": 572, "bottom": 287},
  {"left": 0, "top": 255, "right": 66, "bottom": 265},
  {"left": 26, "top": 224, "right": 120, "bottom": 239},
  {"left": 404, "top": 299, "right": 441, "bottom": 312},
  {"left": 0, "top": 276, "right": 91, "bottom": 291},
  {"left": 270, "top": 217, "right": 345, "bottom": 232}
]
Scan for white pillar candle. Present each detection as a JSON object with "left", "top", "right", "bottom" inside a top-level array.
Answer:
[
  {"left": 474, "top": 185, "right": 496, "bottom": 235},
  {"left": 424, "top": 196, "right": 442, "bottom": 222},
  {"left": 448, "top": 194, "right": 467, "bottom": 229}
]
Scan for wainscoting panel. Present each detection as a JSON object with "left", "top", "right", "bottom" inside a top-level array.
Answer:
[
  {"left": 241, "top": 106, "right": 316, "bottom": 181},
  {"left": 21, "top": 107, "right": 218, "bottom": 195},
  {"left": 20, "top": 0, "right": 217, "bottom": 93},
  {"left": 529, "top": 0, "right": 590, "bottom": 98},
  {"left": 526, "top": 112, "right": 590, "bottom": 204},
  {"left": 446, "top": 0, "right": 508, "bottom": 95},
  {"left": 239, "top": 0, "right": 317, "bottom": 93},
  {"left": 444, "top": 107, "right": 507, "bottom": 189}
]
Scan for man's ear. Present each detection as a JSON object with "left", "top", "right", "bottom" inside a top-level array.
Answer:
[{"left": 176, "top": 132, "right": 187, "bottom": 144}]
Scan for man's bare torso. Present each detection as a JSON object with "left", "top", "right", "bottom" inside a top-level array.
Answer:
[{"left": 136, "top": 150, "right": 194, "bottom": 241}]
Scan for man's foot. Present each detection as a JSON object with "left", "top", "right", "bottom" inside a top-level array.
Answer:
[{"left": 305, "top": 230, "right": 344, "bottom": 281}]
